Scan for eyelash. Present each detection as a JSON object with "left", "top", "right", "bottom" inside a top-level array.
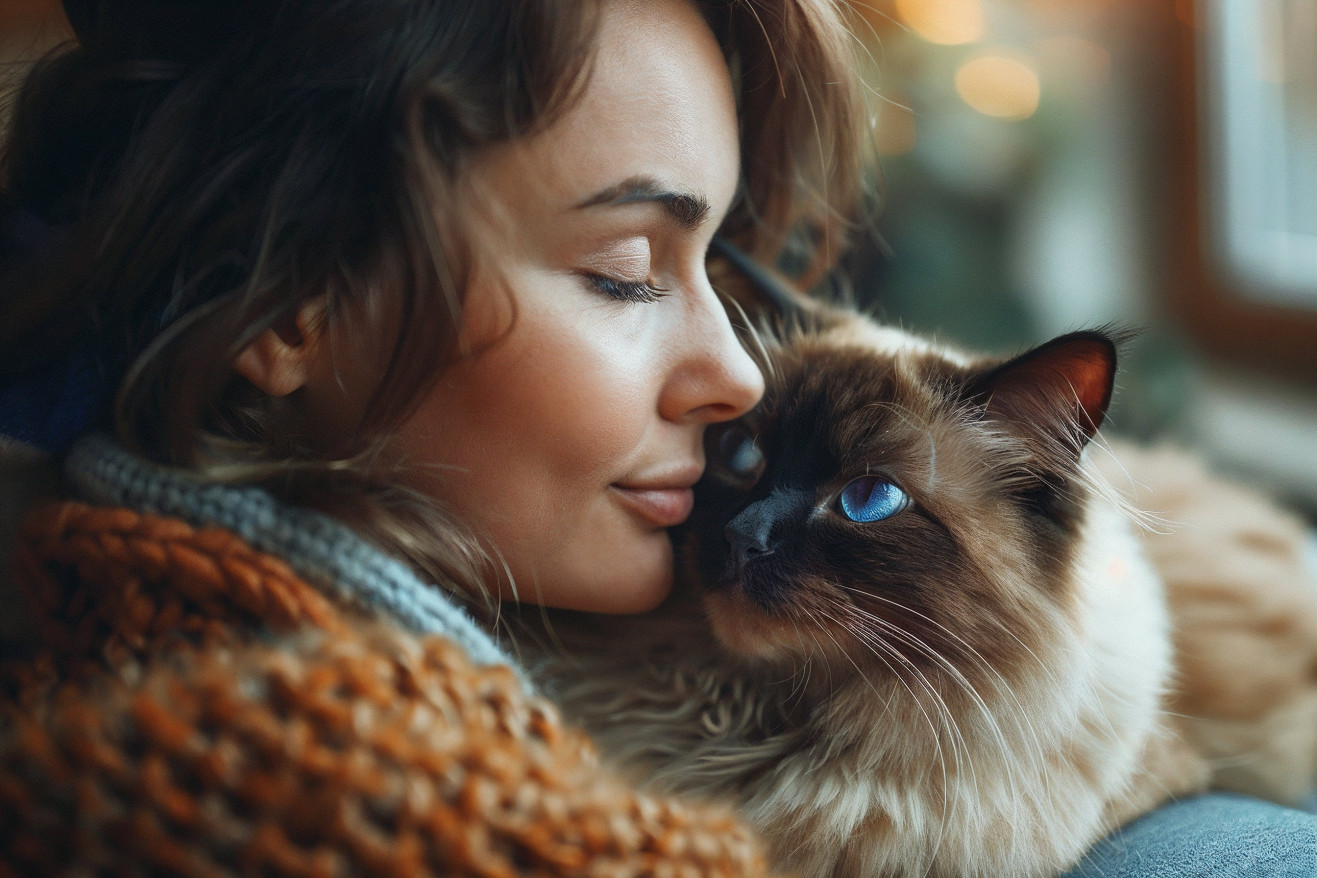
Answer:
[{"left": 585, "top": 273, "right": 669, "bottom": 304}]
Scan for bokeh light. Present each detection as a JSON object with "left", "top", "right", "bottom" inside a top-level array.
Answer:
[
  {"left": 894, "top": 0, "right": 985, "bottom": 46},
  {"left": 954, "top": 52, "right": 1041, "bottom": 120}
]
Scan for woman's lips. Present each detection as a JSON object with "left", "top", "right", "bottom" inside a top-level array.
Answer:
[{"left": 610, "top": 484, "right": 696, "bottom": 527}]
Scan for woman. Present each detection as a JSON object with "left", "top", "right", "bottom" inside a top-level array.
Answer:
[
  {"left": 0, "top": 0, "right": 855, "bottom": 872},
  {"left": 0, "top": 0, "right": 1312, "bottom": 875}
]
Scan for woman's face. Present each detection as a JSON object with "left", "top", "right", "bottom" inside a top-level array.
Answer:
[{"left": 393, "top": 0, "right": 763, "bottom": 612}]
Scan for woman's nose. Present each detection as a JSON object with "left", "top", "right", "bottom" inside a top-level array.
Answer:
[{"left": 659, "top": 280, "right": 765, "bottom": 424}]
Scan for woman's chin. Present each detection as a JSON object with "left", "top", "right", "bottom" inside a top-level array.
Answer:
[{"left": 544, "top": 538, "right": 676, "bottom": 614}]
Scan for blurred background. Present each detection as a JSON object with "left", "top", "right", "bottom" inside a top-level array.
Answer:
[
  {"left": 2, "top": 0, "right": 1316, "bottom": 527},
  {"left": 843, "top": 0, "right": 1317, "bottom": 524}
]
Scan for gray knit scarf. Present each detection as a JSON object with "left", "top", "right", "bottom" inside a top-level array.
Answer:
[{"left": 65, "top": 433, "right": 525, "bottom": 684}]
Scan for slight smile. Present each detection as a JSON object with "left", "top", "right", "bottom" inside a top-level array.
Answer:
[{"left": 610, "top": 484, "right": 697, "bottom": 527}]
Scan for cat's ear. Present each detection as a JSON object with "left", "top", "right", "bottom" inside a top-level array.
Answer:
[
  {"left": 708, "top": 236, "right": 848, "bottom": 360},
  {"left": 709, "top": 235, "right": 813, "bottom": 322},
  {"left": 966, "top": 329, "right": 1125, "bottom": 455}
]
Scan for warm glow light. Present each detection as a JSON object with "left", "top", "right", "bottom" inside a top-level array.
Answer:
[
  {"left": 955, "top": 52, "right": 1041, "bottom": 120},
  {"left": 894, "top": 0, "right": 985, "bottom": 46},
  {"left": 875, "top": 101, "right": 917, "bottom": 155}
]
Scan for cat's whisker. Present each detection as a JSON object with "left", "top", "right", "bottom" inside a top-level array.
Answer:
[
  {"left": 844, "top": 587, "right": 1053, "bottom": 745},
  {"left": 832, "top": 591, "right": 1044, "bottom": 862},
  {"left": 847, "top": 623, "right": 978, "bottom": 813},
  {"left": 850, "top": 622, "right": 958, "bottom": 760},
  {"left": 724, "top": 294, "right": 781, "bottom": 385},
  {"left": 972, "top": 613, "right": 1082, "bottom": 807},
  {"left": 769, "top": 605, "right": 911, "bottom": 863},
  {"left": 813, "top": 601, "right": 966, "bottom": 869},
  {"left": 784, "top": 602, "right": 951, "bottom": 866},
  {"left": 780, "top": 648, "right": 816, "bottom": 710},
  {"left": 834, "top": 603, "right": 975, "bottom": 735},
  {"left": 1085, "top": 435, "right": 1179, "bottom": 535},
  {"left": 882, "top": 630, "right": 1033, "bottom": 868},
  {"left": 840, "top": 610, "right": 1003, "bottom": 822},
  {"left": 789, "top": 614, "right": 834, "bottom": 702},
  {"left": 857, "top": 619, "right": 1005, "bottom": 756},
  {"left": 801, "top": 602, "right": 903, "bottom": 726}
]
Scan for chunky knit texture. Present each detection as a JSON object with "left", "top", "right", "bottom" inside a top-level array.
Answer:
[
  {"left": 0, "top": 501, "right": 769, "bottom": 876},
  {"left": 65, "top": 433, "right": 520, "bottom": 681}
]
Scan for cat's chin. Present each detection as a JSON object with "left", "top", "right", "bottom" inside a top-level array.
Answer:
[{"left": 702, "top": 587, "right": 814, "bottom": 664}]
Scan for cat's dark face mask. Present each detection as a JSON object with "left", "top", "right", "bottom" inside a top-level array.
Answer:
[{"left": 679, "top": 322, "right": 1122, "bottom": 675}]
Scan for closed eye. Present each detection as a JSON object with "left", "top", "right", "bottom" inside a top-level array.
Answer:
[{"left": 584, "top": 273, "right": 669, "bottom": 304}]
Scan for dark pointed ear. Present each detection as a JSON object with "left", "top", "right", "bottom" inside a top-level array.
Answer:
[
  {"left": 966, "top": 329, "right": 1125, "bottom": 455},
  {"left": 709, "top": 235, "right": 809, "bottom": 321},
  {"left": 709, "top": 236, "right": 848, "bottom": 353}
]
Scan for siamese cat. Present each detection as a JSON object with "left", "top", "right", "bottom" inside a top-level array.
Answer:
[{"left": 520, "top": 301, "right": 1317, "bottom": 878}]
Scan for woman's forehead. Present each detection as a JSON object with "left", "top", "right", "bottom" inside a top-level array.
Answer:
[{"left": 462, "top": 0, "right": 738, "bottom": 229}]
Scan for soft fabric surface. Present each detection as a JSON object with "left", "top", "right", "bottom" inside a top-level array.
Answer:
[
  {"left": 1, "top": 495, "right": 769, "bottom": 875},
  {"left": 64, "top": 432, "right": 522, "bottom": 684},
  {"left": 1063, "top": 793, "right": 1317, "bottom": 878}
]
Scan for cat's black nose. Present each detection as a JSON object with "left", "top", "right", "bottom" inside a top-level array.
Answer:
[
  {"left": 725, "top": 498, "right": 779, "bottom": 569},
  {"left": 726, "top": 524, "right": 773, "bottom": 569},
  {"left": 725, "top": 487, "right": 811, "bottom": 571}
]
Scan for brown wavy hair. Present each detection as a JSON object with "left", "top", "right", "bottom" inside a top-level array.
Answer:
[{"left": 0, "top": 0, "right": 873, "bottom": 606}]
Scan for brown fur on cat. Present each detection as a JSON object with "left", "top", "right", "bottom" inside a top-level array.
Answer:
[{"left": 518, "top": 308, "right": 1317, "bottom": 878}]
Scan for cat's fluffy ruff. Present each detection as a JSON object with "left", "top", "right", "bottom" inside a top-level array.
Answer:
[
  {"left": 522, "top": 314, "right": 1313, "bottom": 877},
  {"left": 1093, "top": 443, "right": 1317, "bottom": 807}
]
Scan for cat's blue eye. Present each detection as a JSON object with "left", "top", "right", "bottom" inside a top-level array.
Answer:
[
  {"left": 714, "top": 426, "right": 765, "bottom": 485},
  {"left": 838, "top": 476, "right": 909, "bottom": 523}
]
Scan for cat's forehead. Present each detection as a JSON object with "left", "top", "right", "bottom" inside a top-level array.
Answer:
[
  {"left": 812, "top": 319, "right": 974, "bottom": 368},
  {"left": 771, "top": 317, "right": 971, "bottom": 414},
  {"left": 766, "top": 324, "right": 970, "bottom": 471}
]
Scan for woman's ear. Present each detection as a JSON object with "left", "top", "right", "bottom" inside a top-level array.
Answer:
[{"left": 233, "top": 296, "right": 329, "bottom": 397}]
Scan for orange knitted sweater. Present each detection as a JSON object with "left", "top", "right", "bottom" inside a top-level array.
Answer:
[{"left": 0, "top": 501, "right": 769, "bottom": 877}]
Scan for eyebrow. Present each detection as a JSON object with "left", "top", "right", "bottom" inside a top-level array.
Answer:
[{"left": 574, "top": 175, "right": 711, "bottom": 231}]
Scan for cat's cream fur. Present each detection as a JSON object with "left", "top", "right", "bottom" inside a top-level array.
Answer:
[
  {"left": 1096, "top": 443, "right": 1317, "bottom": 806},
  {"left": 520, "top": 315, "right": 1317, "bottom": 878}
]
